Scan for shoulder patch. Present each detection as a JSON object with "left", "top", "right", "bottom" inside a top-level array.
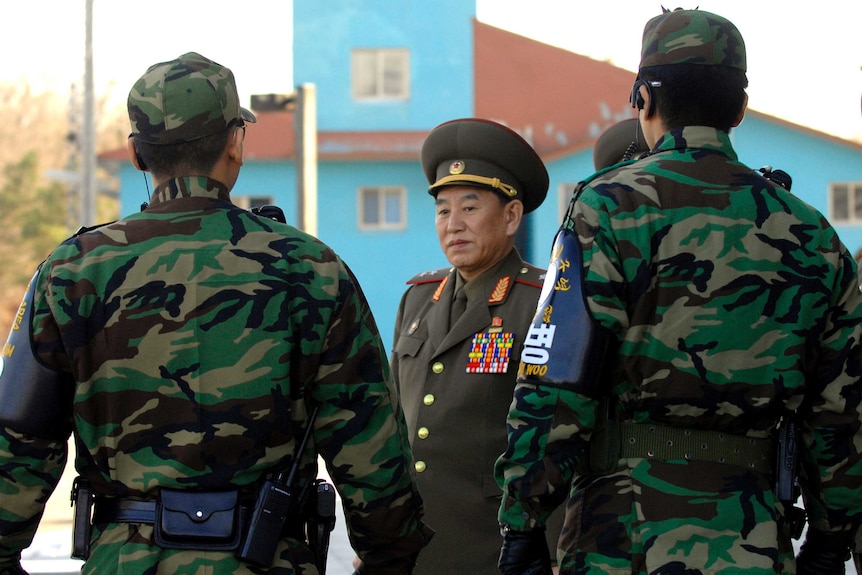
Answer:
[{"left": 406, "top": 266, "right": 452, "bottom": 285}]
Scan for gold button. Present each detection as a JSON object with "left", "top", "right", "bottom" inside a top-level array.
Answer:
[
  {"left": 417, "top": 427, "right": 429, "bottom": 439},
  {"left": 423, "top": 394, "right": 435, "bottom": 405},
  {"left": 432, "top": 362, "right": 444, "bottom": 374},
  {"left": 415, "top": 460, "right": 426, "bottom": 473}
]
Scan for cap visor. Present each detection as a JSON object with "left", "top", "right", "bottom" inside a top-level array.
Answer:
[{"left": 241, "top": 107, "right": 257, "bottom": 123}]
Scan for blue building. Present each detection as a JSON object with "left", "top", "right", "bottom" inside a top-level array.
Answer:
[{"left": 103, "top": 0, "right": 862, "bottom": 350}]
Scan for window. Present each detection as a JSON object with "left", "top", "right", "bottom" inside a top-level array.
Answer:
[
  {"left": 352, "top": 48, "right": 410, "bottom": 100},
  {"left": 234, "top": 195, "right": 274, "bottom": 211},
  {"left": 359, "top": 186, "right": 406, "bottom": 230},
  {"left": 829, "top": 183, "right": 862, "bottom": 223}
]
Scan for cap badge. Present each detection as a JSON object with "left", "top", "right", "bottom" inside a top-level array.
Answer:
[{"left": 449, "top": 160, "right": 466, "bottom": 175}]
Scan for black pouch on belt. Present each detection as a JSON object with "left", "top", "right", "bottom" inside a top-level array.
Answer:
[{"left": 154, "top": 488, "right": 242, "bottom": 551}]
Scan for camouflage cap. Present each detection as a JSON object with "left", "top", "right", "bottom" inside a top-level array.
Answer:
[
  {"left": 421, "top": 118, "right": 548, "bottom": 214},
  {"left": 128, "top": 52, "right": 256, "bottom": 145},
  {"left": 639, "top": 8, "right": 746, "bottom": 71}
]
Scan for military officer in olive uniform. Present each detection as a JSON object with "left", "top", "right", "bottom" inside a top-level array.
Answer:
[{"left": 391, "top": 118, "right": 562, "bottom": 574}]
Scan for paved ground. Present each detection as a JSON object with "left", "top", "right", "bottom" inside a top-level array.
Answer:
[{"left": 18, "top": 450, "right": 857, "bottom": 575}]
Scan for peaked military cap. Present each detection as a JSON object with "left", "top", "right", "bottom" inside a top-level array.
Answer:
[
  {"left": 593, "top": 119, "right": 650, "bottom": 170},
  {"left": 128, "top": 52, "right": 257, "bottom": 145},
  {"left": 640, "top": 8, "right": 746, "bottom": 71},
  {"left": 421, "top": 118, "right": 549, "bottom": 214}
]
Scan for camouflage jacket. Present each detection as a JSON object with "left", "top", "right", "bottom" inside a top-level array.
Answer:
[
  {"left": 496, "top": 127, "right": 862, "bottom": 572},
  {"left": 0, "top": 177, "right": 431, "bottom": 574}
]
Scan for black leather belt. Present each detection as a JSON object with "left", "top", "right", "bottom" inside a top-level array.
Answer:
[
  {"left": 93, "top": 498, "right": 158, "bottom": 524},
  {"left": 92, "top": 496, "right": 303, "bottom": 538},
  {"left": 93, "top": 498, "right": 257, "bottom": 525}
]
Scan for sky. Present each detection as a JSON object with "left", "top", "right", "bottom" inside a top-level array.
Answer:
[{"left": 3, "top": 0, "right": 861, "bottom": 142}]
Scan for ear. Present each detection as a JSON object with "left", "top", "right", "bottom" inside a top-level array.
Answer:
[
  {"left": 505, "top": 199, "right": 524, "bottom": 236},
  {"left": 640, "top": 85, "right": 656, "bottom": 119},
  {"left": 226, "top": 126, "right": 244, "bottom": 165},
  {"left": 631, "top": 80, "right": 655, "bottom": 118},
  {"left": 732, "top": 92, "right": 749, "bottom": 128},
  {"left": 126, "top": 136, "right": 147, "bottom": 171}
]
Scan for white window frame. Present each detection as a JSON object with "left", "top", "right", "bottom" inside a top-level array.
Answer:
[
  {"left": 351, "top": 48, "right": 410, "bottom": 101},
  {"left": 829, "top": 182, "right": 862, "bottom": 223},
  {"left": 358, "top": 186, "right": 407, "bottom": 231}
]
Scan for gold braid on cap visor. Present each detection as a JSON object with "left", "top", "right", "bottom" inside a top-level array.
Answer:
[{"left": 432, "top": 174, "right": 519, "bottom": 198}]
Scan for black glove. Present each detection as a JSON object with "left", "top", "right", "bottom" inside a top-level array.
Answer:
[
  {"left": 498, "top": 527, "right": 552, "bottom": 575},
  {"left": 796, "top": 527, "right": 854, "bottom": 575}
]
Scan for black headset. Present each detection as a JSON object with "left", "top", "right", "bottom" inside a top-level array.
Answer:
[
  {"left": 127, "top": 134, "right": 152, "bottom": 210},
  {"left": 630, "top": 79, "right": 661, "bottom": 117}
]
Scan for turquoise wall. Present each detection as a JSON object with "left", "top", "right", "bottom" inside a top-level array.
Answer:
[
  {"left": 119, "top": 162, "right": 297, "bottom": 221},
  {"left": 294, "top": 0, "right": 475, "bottom": 131},
  {"left": 734, "top": 115, "right": 862, "bottom": 254},
  {"left": 312, "top": 160, "right": 445, "bottom": 347}
]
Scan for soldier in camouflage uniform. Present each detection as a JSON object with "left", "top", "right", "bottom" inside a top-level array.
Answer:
[
  {"left": 0, "top": 52, "right": 431, "bottom": 575},
  {"left": 495, "top": 9, "right": 862, "bottom": 575}
]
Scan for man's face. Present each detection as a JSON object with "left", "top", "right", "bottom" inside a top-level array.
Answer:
[{"left": 434, "top": 186, "right": 522, "bottom": 281}]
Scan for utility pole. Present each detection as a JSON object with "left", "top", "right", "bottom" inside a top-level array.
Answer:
[
  {"left": 80, "top": 0, "right": 96, "bottom": 227},
  {"left": 66, "top": 84, "right": 81, "bottom": 232},
  {"left": 250, "top": 85, "right": 318, "bottom": 235},
  {"left": 294, "top": 84, "right": 318, "bottom": 236}
]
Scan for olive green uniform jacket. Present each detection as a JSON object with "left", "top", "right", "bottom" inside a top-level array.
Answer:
[{"left": 392, "top": 248, "right": 562, "bottom": 574}]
